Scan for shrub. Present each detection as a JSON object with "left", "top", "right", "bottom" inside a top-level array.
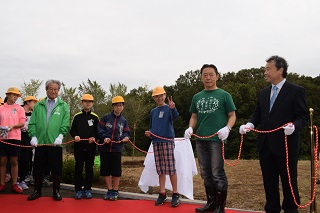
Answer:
[{"left": 61, "top": 156, "right": 101, "bottom": 184}]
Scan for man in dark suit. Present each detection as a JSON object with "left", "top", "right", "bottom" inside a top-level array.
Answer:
[{"left": 239, "top": 55, "right": 308, "bottom": 213}]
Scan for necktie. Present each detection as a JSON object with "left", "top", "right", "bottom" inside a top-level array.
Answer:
[{"left": 269, "top": 86, "right": 278, "bottom": 111}]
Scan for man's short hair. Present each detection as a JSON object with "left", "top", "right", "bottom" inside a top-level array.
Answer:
[
  {"left": 200, "top": 64, "right": 219, "bottom": 75},
  {"left": 266, "top": 55, "right": 288, "bottom": 78}
]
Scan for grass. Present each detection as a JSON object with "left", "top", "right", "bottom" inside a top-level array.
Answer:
[{"left": 93, "top": 156, "right": 320, "bottom": 212}]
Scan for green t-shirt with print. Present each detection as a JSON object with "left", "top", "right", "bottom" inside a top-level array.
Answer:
[{"left": 190, "top": 88, "right": 236, "bottom": 142}]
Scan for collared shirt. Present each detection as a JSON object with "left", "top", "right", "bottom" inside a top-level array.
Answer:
[
  {"left": 270, "top": 78, "right": 286, "bottom": 99},
  {"left": 46, "top": 97, "right": 57, "bottom": 124}
]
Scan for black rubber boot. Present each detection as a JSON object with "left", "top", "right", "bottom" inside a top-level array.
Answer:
[
  {"left": 52, "top": 174, "right": 62, "bottom": 201},
  {"left": 213, "top": 190, "right": 227, "bottom": 213},
  {"left": 27, "top": 174, "right": 43, "bottom": 201},
  {"left": 195, "top": 185, "right": 216, "bottom": 212}
]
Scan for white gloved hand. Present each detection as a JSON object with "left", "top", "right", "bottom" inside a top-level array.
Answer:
[
  {"left": 30, "top": 137, "right": 38, "bottom": 147},
  {"left": 53, "top": 134, "right": 63, "bottom": 146},
  {"left": 283, "top": 123, "right": 295, "bottom": 135},
  {"left": 218, "top": 126, "right": 230, "bottom": 141},
  {"left": 184, "top": 127, "right": 193, "bottom": 139},
  {"left": 239, "top": 123, "right": 254, "bottom": 134}
]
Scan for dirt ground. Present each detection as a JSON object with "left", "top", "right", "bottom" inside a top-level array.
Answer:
[
  {"left": 99, "top": 157, "right": 320, "bottom": 212},
  {"left": 5, "top": 156, "right": 318, "bottom": 212}
]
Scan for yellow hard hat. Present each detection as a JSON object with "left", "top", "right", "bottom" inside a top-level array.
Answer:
[
  {"left": 152, "top": 86, "right": 166, "bottom": 97},
  {"left": 0, "top": 97, "right": 4, "bottom": 105},
  {"left": 5, "top": 87, "right": 21, "bottom": 97},
  {"left": 112, "top": 96, "right": 125, "bottom": 104},
  {"left": 81, "top": 94, "right": 94, "bottom": 101},
  {"left": 24, "top": 96, "right": 38, "bottom": 102}
]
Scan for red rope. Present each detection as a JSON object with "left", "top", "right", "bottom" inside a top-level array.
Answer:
[
  {"left": 246, "top": 124, "right": 319, "bottom": 209},
  {"left": 284, "top": 125, "right": 318, "bottom": 209},
  {"left": 0, "top": 123, "right": 318, "bottom": 209}
]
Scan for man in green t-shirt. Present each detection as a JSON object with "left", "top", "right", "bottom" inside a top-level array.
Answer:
[{"left": 184, "top": 64, "right": 236, "bottom": 213}]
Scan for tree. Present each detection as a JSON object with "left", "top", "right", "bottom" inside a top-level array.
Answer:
[
  {"left": 124, "top": 85, "right": 154, "bottom": 155},
  {"left": 78, "top": 79, "right": 109, "bottom": 117},
  {"left": 20, "top": 79, "right": 43, "bottom": 100},
  {"left": 60, "top": 83, "right": 81, "bottom": 120},
  {"left": 59, "top": 83, "right": 81, "bottom": 152},
  {"left": 108, "top": 82, "right": 128, "bottom": 102},
  {"left": 171, "top": 70, "right": 203, "bottom": 137}
]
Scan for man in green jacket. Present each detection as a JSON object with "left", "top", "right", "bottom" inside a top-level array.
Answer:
[{"left": 27, "top": 79, "right": 70, "bottom": 201}]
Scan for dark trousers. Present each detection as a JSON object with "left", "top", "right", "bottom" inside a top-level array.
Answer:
[
  {"left": 33, "top": 146, "right": 63, "bottom": 176},
  {"left": 74, "top": 149, "right": 95, "bottom": 191},
  {"left": 259, "top": 143, "right": 299, "bottom": 213},
  {"left": 18, "top": 160, "right": 29, "bottom": 181},
  {"left": 196, "top": 140, "right": 228, "bottom": 191}
]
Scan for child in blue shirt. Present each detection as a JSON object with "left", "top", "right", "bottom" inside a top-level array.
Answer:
[{"left": 145, "top": 86, "right": 180, "bottom": 207}]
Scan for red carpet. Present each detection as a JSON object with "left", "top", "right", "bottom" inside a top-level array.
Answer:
[{"left": 1, "top": 194, "right": 264, "bottom": 213}]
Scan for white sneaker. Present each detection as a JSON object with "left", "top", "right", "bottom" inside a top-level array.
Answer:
[
  {"left": 16, "top": 182, "right": 23, "bottom": 190},
  {"left": 25, "top": 175, "right": 34, "bottom": 185},
  {"left": 24, "top": 175, "right": 33, "bottom": 183},
  {"left": 19, "top": 181, "right": 29, "bottom": 190}
]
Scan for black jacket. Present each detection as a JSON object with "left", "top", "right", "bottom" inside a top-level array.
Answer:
[
  {"left": 70, "top": 109, "right": 99, "bottom": 151},
  {"left": 249, "top": 81, "right": 308, "bottom": 156}
]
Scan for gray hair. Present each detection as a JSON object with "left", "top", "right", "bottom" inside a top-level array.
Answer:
[{"left": 45, "top": 79, "right": 62, "bottom": 90}]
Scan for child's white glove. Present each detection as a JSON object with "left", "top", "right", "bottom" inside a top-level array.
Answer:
[
  {"left": 184, "top": 127, "right": 193, "bottom": 139},
  {"left": 53, "top": 134, "right": 63, "bottom": 146},
  {"left": 239, "top": 123, "right": 254, "bottom": 134},
  {"left": 283, "top": 123, "right": 295, "bottom": 135},
  {"left": 218, "top": 126, "right": 230, "bottom": 141},
  {"left": 30, "top": 137, "right": 38, "bottom": 147}
]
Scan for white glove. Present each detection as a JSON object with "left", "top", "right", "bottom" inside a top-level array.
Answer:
[
  {"left": 53, "top": 134, "right": 63, "bottom": 146},
  {"left": 239, "top": 123, "right": 254, "bottom": 134},
  {"left": 184, "top": 127, "right": 193, "bottom": 139},
  {"left": 30, "top": 137, "right": 38, "bottom": 147},
  {"left": 283, "top": 123, "right": 295, "bottom": 135},
  {"left": 218, "top": 126, "right": 230, "bottom": 141}
]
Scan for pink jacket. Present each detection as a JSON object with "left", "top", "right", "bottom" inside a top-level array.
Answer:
[{"left": 0, "top": 103, "right": 26, "bottom": 140}]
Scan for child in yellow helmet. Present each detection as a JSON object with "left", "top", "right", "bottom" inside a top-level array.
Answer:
[
  {"left": 145, "top": 86, "right": 180, "bottom": 207},
  {"left": 97, "top": 96, "right": 130, "bottom": 201},
  {"left": 0, "top": 87, "right": 26, "bottom": 193},
  {"left": 70, "top": 94, "right": 99, "bottom": 199},
  {"left": 18, "top": 96, "right": 38, "bottom": 190}
]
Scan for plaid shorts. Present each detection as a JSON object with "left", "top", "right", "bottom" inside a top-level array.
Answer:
[{"left": 153, "top": 141, "right": 176, "bottom": 175}]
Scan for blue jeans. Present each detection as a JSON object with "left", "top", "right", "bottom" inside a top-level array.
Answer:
[{"left": 196, "top": 140, "right": 228, "bottom": 191}]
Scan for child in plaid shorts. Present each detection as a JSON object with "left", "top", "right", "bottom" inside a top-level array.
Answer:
[{"left": 145, "top": 86, "right": 180, "bottom": 207}]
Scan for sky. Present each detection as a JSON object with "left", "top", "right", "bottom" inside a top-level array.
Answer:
[{"left": 1, "top": 0, "right": 320, "bottom": 100}]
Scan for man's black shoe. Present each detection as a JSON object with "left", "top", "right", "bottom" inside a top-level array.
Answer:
[{"left": 27, "top": 191, "right": 42, "bottom": 201}]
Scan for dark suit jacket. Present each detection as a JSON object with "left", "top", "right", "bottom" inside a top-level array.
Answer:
[{"left": 249, "top": 81, "right": 308, "bottom": 156}]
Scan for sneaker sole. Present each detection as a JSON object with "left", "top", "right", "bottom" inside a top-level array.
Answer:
[
  {"left": 155, "top": 197, "right": 167, "bottom": 206},
  {"left": 171, "top": 201, "right": 180, "bottom": 207}
]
